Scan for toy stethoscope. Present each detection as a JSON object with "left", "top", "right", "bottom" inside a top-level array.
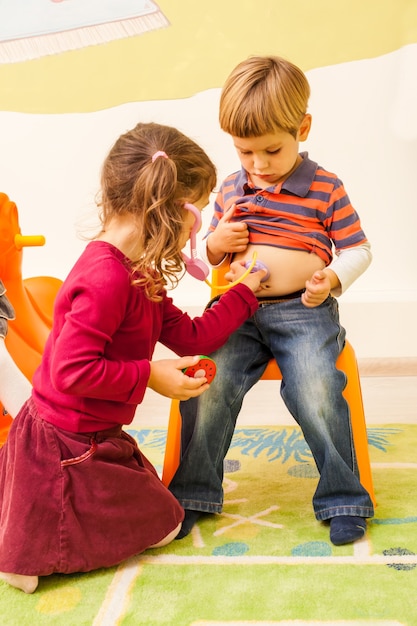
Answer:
[{"left": 182, "top": 203, "right": 269, "bottom": 290}]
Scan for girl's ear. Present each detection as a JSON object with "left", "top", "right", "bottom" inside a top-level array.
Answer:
[{"left": 298, "top": 114, "right": 312, "bottom": 141}]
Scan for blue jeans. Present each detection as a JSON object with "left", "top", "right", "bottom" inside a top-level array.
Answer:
[{"left": 169, "top": 295, "right": 374, "bottom": 521}]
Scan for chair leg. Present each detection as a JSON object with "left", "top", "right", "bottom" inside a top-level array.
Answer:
[
  {"left": 339, "top": 341, "right": 376, "bottom": 506},
  {"left": 161, "top": 399, "right": 182, "bottom": 486}
]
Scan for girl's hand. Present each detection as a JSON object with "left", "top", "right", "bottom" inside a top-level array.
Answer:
[
  {"left": 147, "top": 355, "right": 211, "bottom": 400},
  {"left": 225, "top": 260, "right": 267, "bottom": 292}
]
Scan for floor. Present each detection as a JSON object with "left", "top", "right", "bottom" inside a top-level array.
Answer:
[{"left": 134, "top": 342, "right": 417, "bottom": 429}]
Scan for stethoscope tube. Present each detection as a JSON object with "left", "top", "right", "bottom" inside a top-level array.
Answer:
[{"left": 182, "top": 203, "right": 268, "bottom": 289}]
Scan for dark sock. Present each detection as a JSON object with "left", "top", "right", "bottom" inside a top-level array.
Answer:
[
  {"left": 175, "top": 510, "right": 202, "bottom": 540},
  {"left": 330, "top": 515, "right": 366, "bottom": 545}
]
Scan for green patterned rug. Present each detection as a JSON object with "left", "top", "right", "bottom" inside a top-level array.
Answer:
[{"left": 1, "top": 424, "right": 417, "bottom": 625}]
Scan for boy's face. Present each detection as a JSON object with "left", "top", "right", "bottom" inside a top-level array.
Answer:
[{"left": 232, "top": 115, "right": 311, "bottom": 189}]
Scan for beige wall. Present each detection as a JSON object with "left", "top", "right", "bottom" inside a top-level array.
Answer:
[{"left": 0, "top": 1, "right": 416, "bottom": 359}]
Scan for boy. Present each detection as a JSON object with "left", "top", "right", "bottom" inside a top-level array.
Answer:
[{"left": 169, "top": 55, "right": 374, "bottom": 545}]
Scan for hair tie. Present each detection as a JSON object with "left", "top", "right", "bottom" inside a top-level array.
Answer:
[{"left": 151, "top": 150, "right": 168, "bottom": 163}]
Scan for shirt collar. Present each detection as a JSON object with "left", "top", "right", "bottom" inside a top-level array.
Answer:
[{"left": 238, "top": 152, "right": 318, "bottom": 198}]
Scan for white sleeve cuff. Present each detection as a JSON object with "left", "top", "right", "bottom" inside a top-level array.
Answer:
[
  {"left": 199, "top": 236, "right": 229, "bottom": 268},
  {"left": 328, "top": 242, "right": 372, "bottom": 295}
]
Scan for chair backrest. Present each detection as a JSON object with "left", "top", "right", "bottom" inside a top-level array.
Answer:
[{"left": 210, "top": 264, "right": 230, "bottom": 299}]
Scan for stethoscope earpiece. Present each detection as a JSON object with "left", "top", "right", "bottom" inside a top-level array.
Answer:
[{"left": 182, "top": 203, "right": 210, "bottom": 280}]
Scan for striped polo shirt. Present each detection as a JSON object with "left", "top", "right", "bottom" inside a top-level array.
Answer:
[{"left": 207, "top": 152, "right": 368, "bottom": 265}]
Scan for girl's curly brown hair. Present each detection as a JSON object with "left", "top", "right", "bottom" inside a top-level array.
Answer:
[{"left": 98, "top": 122, "right": 217, "bottom": 301}]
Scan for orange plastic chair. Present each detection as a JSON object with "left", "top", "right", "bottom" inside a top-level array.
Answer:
[
  {"left": 162, "top": 265, "right": 376, "bottom": 507},
  {"left": 0, "top": 192, "right": 63, "bottom": 443}
]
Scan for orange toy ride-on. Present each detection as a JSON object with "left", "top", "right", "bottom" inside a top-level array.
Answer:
[{"left": 0, "top": 192, "right": 63, "bottom": 444}]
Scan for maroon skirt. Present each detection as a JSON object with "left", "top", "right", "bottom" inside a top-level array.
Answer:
[{"left": 0, "top": 398, "right": 184, "bottom": 576}]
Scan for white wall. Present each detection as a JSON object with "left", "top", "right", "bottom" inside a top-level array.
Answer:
[{"left": 1, "top": 47, "right": 416, "bottom": 358}]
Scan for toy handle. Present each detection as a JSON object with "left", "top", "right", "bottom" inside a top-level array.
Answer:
[{"left": 14, "top": 234, "right": 46, "bottom": 250}]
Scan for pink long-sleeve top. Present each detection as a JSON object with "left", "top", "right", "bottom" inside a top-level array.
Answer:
[{"left": 32, "top": 241, "right": 258, "bottom": 433}]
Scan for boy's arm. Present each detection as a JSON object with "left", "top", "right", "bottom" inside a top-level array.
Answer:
[
  {"left": 323, "top": 179, "right": 372, "bottom": 296},
  {"left": 327, "top": 242, "right": 372, "bottom": 296},
  {"left": 302, "top": 243, "right": 372, "bottom": 308},
  {"left": 201, "top": 204, "right": 249, "bottom": 266}
]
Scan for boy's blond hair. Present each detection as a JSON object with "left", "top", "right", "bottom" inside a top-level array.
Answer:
[{"left": 219, "top": 55, "right": 310, "bottom": 138}]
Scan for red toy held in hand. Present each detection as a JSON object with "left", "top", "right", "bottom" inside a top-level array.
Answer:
[{"left": 183, "top": 356, "right": 216, "bottom": 384}]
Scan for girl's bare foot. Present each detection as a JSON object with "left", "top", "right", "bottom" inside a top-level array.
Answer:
[{"left": 0, "top": 572, "right": 39, "bottom": 593}]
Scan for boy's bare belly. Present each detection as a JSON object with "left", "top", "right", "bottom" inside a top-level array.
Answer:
[{"left": 234, "top": 244, "right": 325, "bottom": 298}]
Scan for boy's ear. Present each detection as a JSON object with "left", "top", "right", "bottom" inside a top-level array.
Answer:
[{"left": 298, "top": 114, "right": 312, "bottom": 141}]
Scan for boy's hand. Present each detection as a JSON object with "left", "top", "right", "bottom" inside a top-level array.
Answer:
[
  {"left": 147, "top": 356, "right": 211, "bottom": 400},
  {"left": 207, "top": 204, "right": 248, "bottom": 263},
  {"left": 225, "top": 260, "right": 267, "bottom": 292},
  {"left": 302, "top": 270, "right": 334, "bottom": 308}
]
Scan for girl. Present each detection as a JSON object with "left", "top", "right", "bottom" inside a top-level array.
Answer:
[{"left": 0, "top": 122, "right": 265, "bottom": 593}]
